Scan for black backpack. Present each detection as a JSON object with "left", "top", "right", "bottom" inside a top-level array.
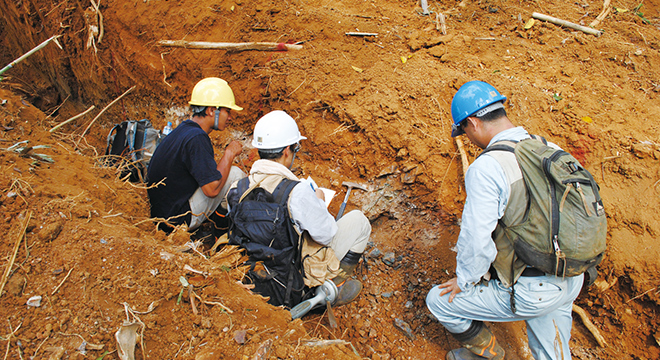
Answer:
[
  {"left": 226, "top": 177, "right": 305, "bottom": 308},
  {"left": 104, "top": 119, "right": 161, "bottom": 182}
]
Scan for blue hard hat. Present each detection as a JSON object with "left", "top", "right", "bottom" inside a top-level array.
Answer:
[{"left": 450, "top": 81, "right": 507, "bottom": 137}]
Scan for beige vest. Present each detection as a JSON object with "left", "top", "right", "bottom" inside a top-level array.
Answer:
[
  {"left": 486, "top": 145, "right": 529, "bottom": 288},
  {"left": 234, "top": 172, "right": 340, "bottom": 287}
]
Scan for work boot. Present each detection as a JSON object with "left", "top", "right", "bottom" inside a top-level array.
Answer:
[
  {"left": 446, "top": 321, "right": 504, "bottom": 360},
  {"left": 332, "top": 250, "right": 362, "bottom": 285},
  {"left": 332, "top": 279, "right": 362, "bottom": 307}
]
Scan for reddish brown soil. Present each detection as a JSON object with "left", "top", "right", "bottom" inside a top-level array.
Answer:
[{"left": 1, "top": 0, "right": 660, "bottom": 359}]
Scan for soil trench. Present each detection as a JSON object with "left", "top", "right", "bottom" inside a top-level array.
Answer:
[{"left": 1, "top": 0, "right": 660, "bottom": 359}]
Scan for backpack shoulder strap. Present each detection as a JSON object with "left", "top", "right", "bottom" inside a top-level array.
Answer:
[
  {"left": 530, "top": 134, "right": 548, "bottom": 145},
  {"left": 105, "top": 123, "right": 125, "bottom": 155},
  {"left": 235, "top": 177, "right": 253, "bottom": 203},
  {"left": 478, "top": 140, "right": 517, "bottom": 158},
  {"left": 272, "top": 179, "right": 300, "bottom": 206},
  {"left": 479, "top": 134, "right": 548, "bottom": 158}
]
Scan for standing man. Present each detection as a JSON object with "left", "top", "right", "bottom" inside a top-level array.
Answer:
[
  {"left": 226, "top": 110, "right": 371, "bottom": 309},
  {"left": 147, "top": 77, "right": 246, "bottom": 232},
  {"left": 426, "top": 81, "right": 584, "bottom": 360}
]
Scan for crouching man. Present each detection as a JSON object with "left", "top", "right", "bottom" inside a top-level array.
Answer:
[
  {"left": 147, "top": 78, "right": 246, "bottom": 232},
  {"left": 226, "top": 110, "right": 371, "bottom": 310},
  {"left": 426, "top": 81, "right": 586, "bottom": 360}
]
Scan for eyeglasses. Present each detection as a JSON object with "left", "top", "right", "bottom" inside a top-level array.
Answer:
[
  {"left": 293, "top": 143, "right": 301, "bottom": 153},
  {"left": 451, "top": 120, "right": 466, "bottom": 135}
]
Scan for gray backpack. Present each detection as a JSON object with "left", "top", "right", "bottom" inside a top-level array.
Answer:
[
  {"left": 104, "top": 119, "right": 161, "bottom": 182},
  {"left": 483, "top": 136, "right": 607, "bottom": 284}
]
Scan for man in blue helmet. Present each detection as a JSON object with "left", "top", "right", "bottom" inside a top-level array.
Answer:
[{"left": 425, "top": 81, "right": 584, "bottom": 360}]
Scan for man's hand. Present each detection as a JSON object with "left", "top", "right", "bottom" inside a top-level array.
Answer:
[
  {"left": 225, "top": 140, "right": 243, "bottom": 159},
  {"left": 315, "top": 188, "right": 325, "bottom": 201},
  {"left": 438, "top": 277, "right": 462, "bottom": 303}
]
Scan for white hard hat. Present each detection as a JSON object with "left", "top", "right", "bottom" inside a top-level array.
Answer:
[{"left": 252, "top": 110, "right": 307, "bottom": 149}]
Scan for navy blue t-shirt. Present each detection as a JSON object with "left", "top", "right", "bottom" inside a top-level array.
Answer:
[{"left": 147, "top": 120, "right": 222, "bottom": 225}]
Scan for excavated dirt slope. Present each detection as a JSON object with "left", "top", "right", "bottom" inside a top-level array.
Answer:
[{"left": 1, "top": 0, "right": 660, "bottom": 359}]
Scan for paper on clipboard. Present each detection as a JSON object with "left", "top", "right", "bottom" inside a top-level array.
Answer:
[{"left": 307, "top": 177, "right": 336, "bottom": 208}]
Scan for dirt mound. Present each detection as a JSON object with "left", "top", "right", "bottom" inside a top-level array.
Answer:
[{"left": 1, "top": 0, "right": 660, "bottom": 359}]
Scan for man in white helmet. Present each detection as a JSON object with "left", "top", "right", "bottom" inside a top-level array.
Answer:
[
  {"left": 226, "top": 110, "right": 371, "bottom": 309},
  {"left": 147, "top": 77, "right": 246, "bottom": 232}
]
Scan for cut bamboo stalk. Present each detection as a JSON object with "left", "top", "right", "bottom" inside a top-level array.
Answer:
[
  {"left": 532, "top": 12, "right": 602, "bottom": 37},
  {"left": 157, "top": 40, "right": 303, "bottom": 51},
  {"left": 0, "top": 35, "right": 62, "bottom": 78},
  {"left": 50, "top": 105, "right": 96, "bottom": 133}
]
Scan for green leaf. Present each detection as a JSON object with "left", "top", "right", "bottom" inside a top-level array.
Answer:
[
  {"left": 96, "top": 351, "right": 110, "bottom": 360},
  {"left": 552, "top": 94, "right": 563, "bottom": 101},
  {"left": 177, "top": 288, "right": 184, "bottom": 305}
]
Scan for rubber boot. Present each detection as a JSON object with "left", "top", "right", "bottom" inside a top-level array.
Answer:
[
  {"left": 446, "top": 321, "right": 505, "bottom": 360},
  {"left": 332, "top": 250, "right": 362, "bottom": 285},
  {"left": 332, "top": 279, "right": 362, "bottom": 307},
  {"left": 330, "top": 251, "right": 363, "bottom": 306}
]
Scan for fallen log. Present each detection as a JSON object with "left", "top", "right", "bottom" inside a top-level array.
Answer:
[
  {"left": 157, "top": 40, "right": 302, "bottom": 51},
  {"left": 532, "top": 12, "right": 602, "bottom": 37}
]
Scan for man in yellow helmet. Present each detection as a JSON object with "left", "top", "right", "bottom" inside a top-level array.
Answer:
[{"left": 147, "top": 77, "right": 246, "bottom": 232}]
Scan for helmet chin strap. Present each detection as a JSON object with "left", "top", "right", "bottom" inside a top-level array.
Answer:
[{"left": 212, "top": 108, "right": 220, "bottom": 130}]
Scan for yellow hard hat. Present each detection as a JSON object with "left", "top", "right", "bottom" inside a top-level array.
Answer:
[{"left": 189, "top": 77, "right": 243, "bottom": 110}]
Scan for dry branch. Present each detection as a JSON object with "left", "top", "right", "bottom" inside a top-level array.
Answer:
[
  {"left": 51, "top": 267, "right": 74, "bottom": 295},
  {"left": 436, "top": 13, "right": 447, "bottom": 34},
  {"left": 455, "top": 138, "right": 470, "bottom": 178},
  {"left": 90, "top": 0, "right": 104, "bottom": 44},
  {"left": 345, "top": 32, "right": 378, "bottom": 36},
  {"left": 49, "top": 105, "right": 95, "bottom": 133},
  {"left": 572, "top": 304, "right": 607, "bottom": 347},
  {"left": 0, "top": 212, "right": 31, "bottom": 298},
  {"left": 157, "top": 40, "right": 303, "bottom": 51},
  {"left": 302, "top": 339, "right": 350, "bottom": 347},
  {"left": 532, "top": 12, "right": 602, "bottom": 37},
  {"left": 590, "top": 0, "right": 612, "bottom": 28},
  {"left": 81, "top": 85, "right": 136, "bottom": 137}
]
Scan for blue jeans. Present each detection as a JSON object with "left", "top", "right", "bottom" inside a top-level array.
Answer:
[{"left": 426, "top": 274, "right": 583, "bottom": 360}]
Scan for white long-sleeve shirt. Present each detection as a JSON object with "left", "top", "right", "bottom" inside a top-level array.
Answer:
[
  {"left": 248, "top": 160, "right": 338, "bottom": 246},
  {"left": 455, "top": 127, "right": 532, "bottom": 291}
]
